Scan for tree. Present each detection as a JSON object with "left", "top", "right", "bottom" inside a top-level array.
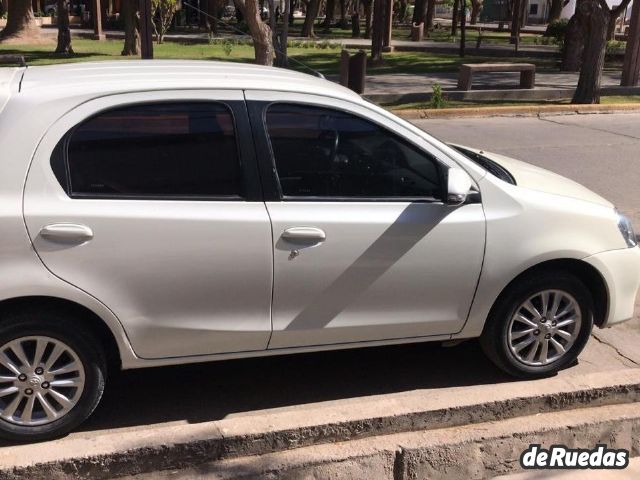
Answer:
[
  {"left": 0, "top": 0, "right": 7, "bottom": 17},
  {"left": 150, "top": 0, "right": 177, "bottom": 44},
  {"left": 470, "top": 0, "right": 482, "bottom": 24},
  {"left": 55, "top": 0, "right": 73, "bottom": 53},
  {"left": 361, "top": 0, "right": 373, "bottom": 37},
  {"left": 370, "top": 0, "right": 385, "bottom": 62},
  {"left": 548, "top": 0, "right": 564, "bottom": 22},
  {"left": 338, "top": 0, "right": 349, "bottom": 27},
  {"left": 300, "top": 0, "right": 321, "bottom": 36},
  {"left": 425, "top": 0, "right": 435, "bottom": 29},
  {"left": 322, "top": 0, "right": 335, "bottom": 27},
  {"left": 0, "top": 0, "right": 41, "bottom": 43},
  {"left": 621, "top": 0, "right": 640, "bottom": 85},
  {"left": 235, "top": 0, "right": 274, "bottom": 65},
  {"left": 121, "top": 0, "right": 140, "bottom": 55},
  {"left": 571, "top": 0, "right": 610, "bottom": 103},
  {"left": 562, "top": 0, "right": 624, "bottom": 71}
]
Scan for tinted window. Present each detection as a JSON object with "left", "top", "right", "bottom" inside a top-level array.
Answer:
[
  {"left": 65, "top": 102, "right": 242, "bottom": 198},
  {"left": 265, "top": 104, "right": 442, "bottom": 199}
]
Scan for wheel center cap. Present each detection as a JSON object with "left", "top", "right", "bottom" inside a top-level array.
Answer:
[{"left": 27, "top": 376, "right": 42, "bottom": 387}]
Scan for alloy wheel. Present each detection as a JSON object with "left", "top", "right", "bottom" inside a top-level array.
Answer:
[
  {"left": 507, "top": 289, "right": 582, "bottom": 367},
  {"left": 0, "top": 336, "right": 85, "bottom": 426}
]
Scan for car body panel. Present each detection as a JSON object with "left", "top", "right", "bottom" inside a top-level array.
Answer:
[
  {"left": 22, "top": 90, "right": 274, "bottom": 359},
  {"left": 452, "top": 145, "right": 613, "bottom": 208}
]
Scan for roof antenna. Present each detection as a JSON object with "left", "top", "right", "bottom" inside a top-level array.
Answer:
[{"left": 182, "top": 3, "right": 325, "bottom": 80}]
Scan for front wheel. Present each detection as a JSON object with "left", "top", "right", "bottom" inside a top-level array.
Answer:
[
  {"left": 480, "top": 270, "right": 594, "bottom": 378},
  {"left": 0, "top": 311, "right": 106, "bottom": 442}
]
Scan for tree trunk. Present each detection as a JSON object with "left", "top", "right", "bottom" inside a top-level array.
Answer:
[
  {"left": 370, "top": 0, "right": 384, "bottom": 62},
  {"left": 236, "top": 0, "right": 274, "bottom": 65},
  {"left": 0, "top": 0, "right": 41, "bottom": 42},
  {"left": 572, "top": 0, "right": 610, "bottom": 103},
  {"left": 451, "top": 0, "right": 459, "bottom": 35},
  {"left": 621, "top": 0, "right": 640, "bottom": 85},
  {"left": 397, "top": 0, "right": 407, "bottom": 23},
  {"left": 470, "top": 0, "right": 482, "bottom": 24},
  {"left": 425, "top": 0, "right": 435, "bottom": 29},
  {"left": 275, "top": 0, "right": 290, "bottom": 66},
  {"left": 55, "top": 0, "right": 73, "bottom": 53},
  {"left": 121, "top": 0, "right": 140, "bottom": 55},
  {"left": 548, "top": 0, "right": 563, "bottom": 21},
  {"left": 322, "top": 0, "right": 335, "bottom": 26},
  {"left": 412, "top": 0, "right": 425, "bottom": 24},
  {"left": 301, "top": 0, "right": 320, "bottom": 35},
  {"left": 362, "top": 0, "right": 372, "bottom": 37},
  {"left": 338, "top": 0, "right": 349, "bottom": 26},
  {"left": 562, "top": 1, "right": 587, "bottom": 71},
  {"left": 510, "top": 0, "right": 521, "bottom": 43}
]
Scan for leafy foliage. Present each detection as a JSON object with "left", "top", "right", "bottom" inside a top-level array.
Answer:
[
  {"left": 544, "top": 19, "right": 569, "bottom": 43},
  {"left": 151, "top": 0, "right": 178, "bottom": 44},
  {"left": 429, "top": 83, "right": 447, "bottom": 109}
]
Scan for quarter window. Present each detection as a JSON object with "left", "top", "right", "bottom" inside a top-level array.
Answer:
[
  {"left": 62, "top": 102, "right": 242, "bottom": 198},
  {"left": 265, "top": 104, "right": 442, "bottom": 200}
]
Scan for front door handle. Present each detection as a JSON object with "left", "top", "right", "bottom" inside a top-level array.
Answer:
[
  {"left": 39, "top": 224, "right": 94, "bottom": 243},
  {"left": 281, "top": 227, "right": 326, "bottom": 243}
]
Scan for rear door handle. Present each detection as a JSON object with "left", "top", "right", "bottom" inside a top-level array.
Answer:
[
  {"left": 281, "top": 227, "right": 326, "bottom": 243},
  {"left": 39, "top": 224, "right": 94, "bottom": 243}
]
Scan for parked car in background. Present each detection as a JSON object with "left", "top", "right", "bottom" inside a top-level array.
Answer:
[{"left": 0, "top": 61, "right": 638, "bottom": 442}]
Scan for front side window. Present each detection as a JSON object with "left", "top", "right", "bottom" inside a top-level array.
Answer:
[
  {"left": 63, "top": 102, "right": 242, "bottom": 198},
  {"left": 265, "top": 104, "right": 442, "bottom": 200}
]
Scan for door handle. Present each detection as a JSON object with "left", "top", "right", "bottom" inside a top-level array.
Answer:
[
  {"left": 39, "top": 224, "right": 94, "bottom": 243},
  {"left": 281, "top": 227, "right": 326, "bottom": 243}
]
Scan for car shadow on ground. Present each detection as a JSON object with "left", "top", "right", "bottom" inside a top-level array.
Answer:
[{"left": 79, "top": 340, "right": 519, "bottom": 432}]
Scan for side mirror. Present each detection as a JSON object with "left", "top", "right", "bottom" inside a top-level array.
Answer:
[{"left": 447, "top": 167, "right": 473, "bottom": 206}]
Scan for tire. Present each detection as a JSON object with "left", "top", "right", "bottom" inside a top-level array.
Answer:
[
  {"left": 480, "top": 270, "right": 594, "bottom": 379},
  {"left": 0, "top": 308, "right": 106, "bottom": 442}
]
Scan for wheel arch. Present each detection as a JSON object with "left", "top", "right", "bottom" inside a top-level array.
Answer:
[
  {"left": 486, "top": 258, "right": 609, "bottom": 329},
  {"left": 0, "top": 296, "right": 123, "bottom": 371}
]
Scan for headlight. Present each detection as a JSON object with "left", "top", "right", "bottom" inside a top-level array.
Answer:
[{"left": 617, "top": 212, "right": 638, "bottom": 248}]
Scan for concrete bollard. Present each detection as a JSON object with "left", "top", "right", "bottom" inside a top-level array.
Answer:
[
  {"left": 339, "top": 50, "right": 367, "bottom": 94},
  {"left": 348, "top": 50, "right": 367, "bottom": 94},
  {"left": 411, "top": 22, "right": 424, "bottom": 41}
]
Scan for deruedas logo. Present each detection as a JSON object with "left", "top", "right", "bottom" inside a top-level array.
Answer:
[{"left": 520, "top": 444, "right": 629, "bottom": 469}]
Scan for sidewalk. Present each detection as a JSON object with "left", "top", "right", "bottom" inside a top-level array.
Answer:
[{"left": 360, "top": 70, "right": 623, "bottom": 95}]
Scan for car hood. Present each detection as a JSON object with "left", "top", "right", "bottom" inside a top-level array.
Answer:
[{"left": 456, "top": 145, "right": 613, "bottom": 208}]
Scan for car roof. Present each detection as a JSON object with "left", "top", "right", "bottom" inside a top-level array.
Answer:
[{"left": 19, "top": 60, "right": 362, "bottom": 102}]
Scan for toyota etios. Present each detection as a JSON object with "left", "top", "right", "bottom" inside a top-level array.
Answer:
[{"left": 0, "top": 61, "right": 638, "bottom": 441}]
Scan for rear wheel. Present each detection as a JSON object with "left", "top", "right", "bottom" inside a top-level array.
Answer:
[
  {"left": 0, "top": 310, "right": 106, "bottom": 442},
  {"left": 480, "top": 270, "right": 594, "bottom": 378}
]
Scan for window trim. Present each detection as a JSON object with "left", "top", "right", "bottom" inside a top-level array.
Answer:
[
  {"left": 52, "top": 99, "right": 252, "bottom": 202},
  {"left": 258, "top": 101, "right": 448, "bottom": 203}
]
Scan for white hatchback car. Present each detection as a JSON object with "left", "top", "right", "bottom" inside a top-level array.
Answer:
[{"left": 0, "top": 61, "right": 638, "bottom": 441}]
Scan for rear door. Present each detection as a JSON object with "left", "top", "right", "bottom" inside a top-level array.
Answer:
[{"left": 23, "top": 90, "right": 273, "bottom": 359}]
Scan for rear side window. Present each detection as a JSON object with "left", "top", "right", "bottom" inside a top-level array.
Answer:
[
  {"left": 58, "top": 102, "right": 243, "bottom": 198},
  {"left": 265, "top": 104, "right": 442, "bottom": 200}
]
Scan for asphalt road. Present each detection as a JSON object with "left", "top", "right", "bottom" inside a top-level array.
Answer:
[
  {"left": 4, "top": 112, "right": 640, "bottom": 448},
  {"left": 412, "top": 112, "right": 640, "bottom": 225}
]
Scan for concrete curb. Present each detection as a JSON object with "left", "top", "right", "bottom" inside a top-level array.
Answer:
[
  {"left": 128, "top": 402, "right": 640, "bottom": 479},
  {"left": 392, "top": 103, "right": 640, "bottom": 119},
  {"left": 2, "top": 369, "right": 640, "bottom": 479}
]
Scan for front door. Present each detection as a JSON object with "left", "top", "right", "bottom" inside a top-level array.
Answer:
[
  {"left": 23, "top": 91, "right": 273, "bottom": 359},
  {"left": 246, "top": 92, "right": 486, "bottom": 349}
]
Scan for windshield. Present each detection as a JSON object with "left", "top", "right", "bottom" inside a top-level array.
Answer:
[{"left": 449, "top": 145, "right": 517, "bottom": 185}]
